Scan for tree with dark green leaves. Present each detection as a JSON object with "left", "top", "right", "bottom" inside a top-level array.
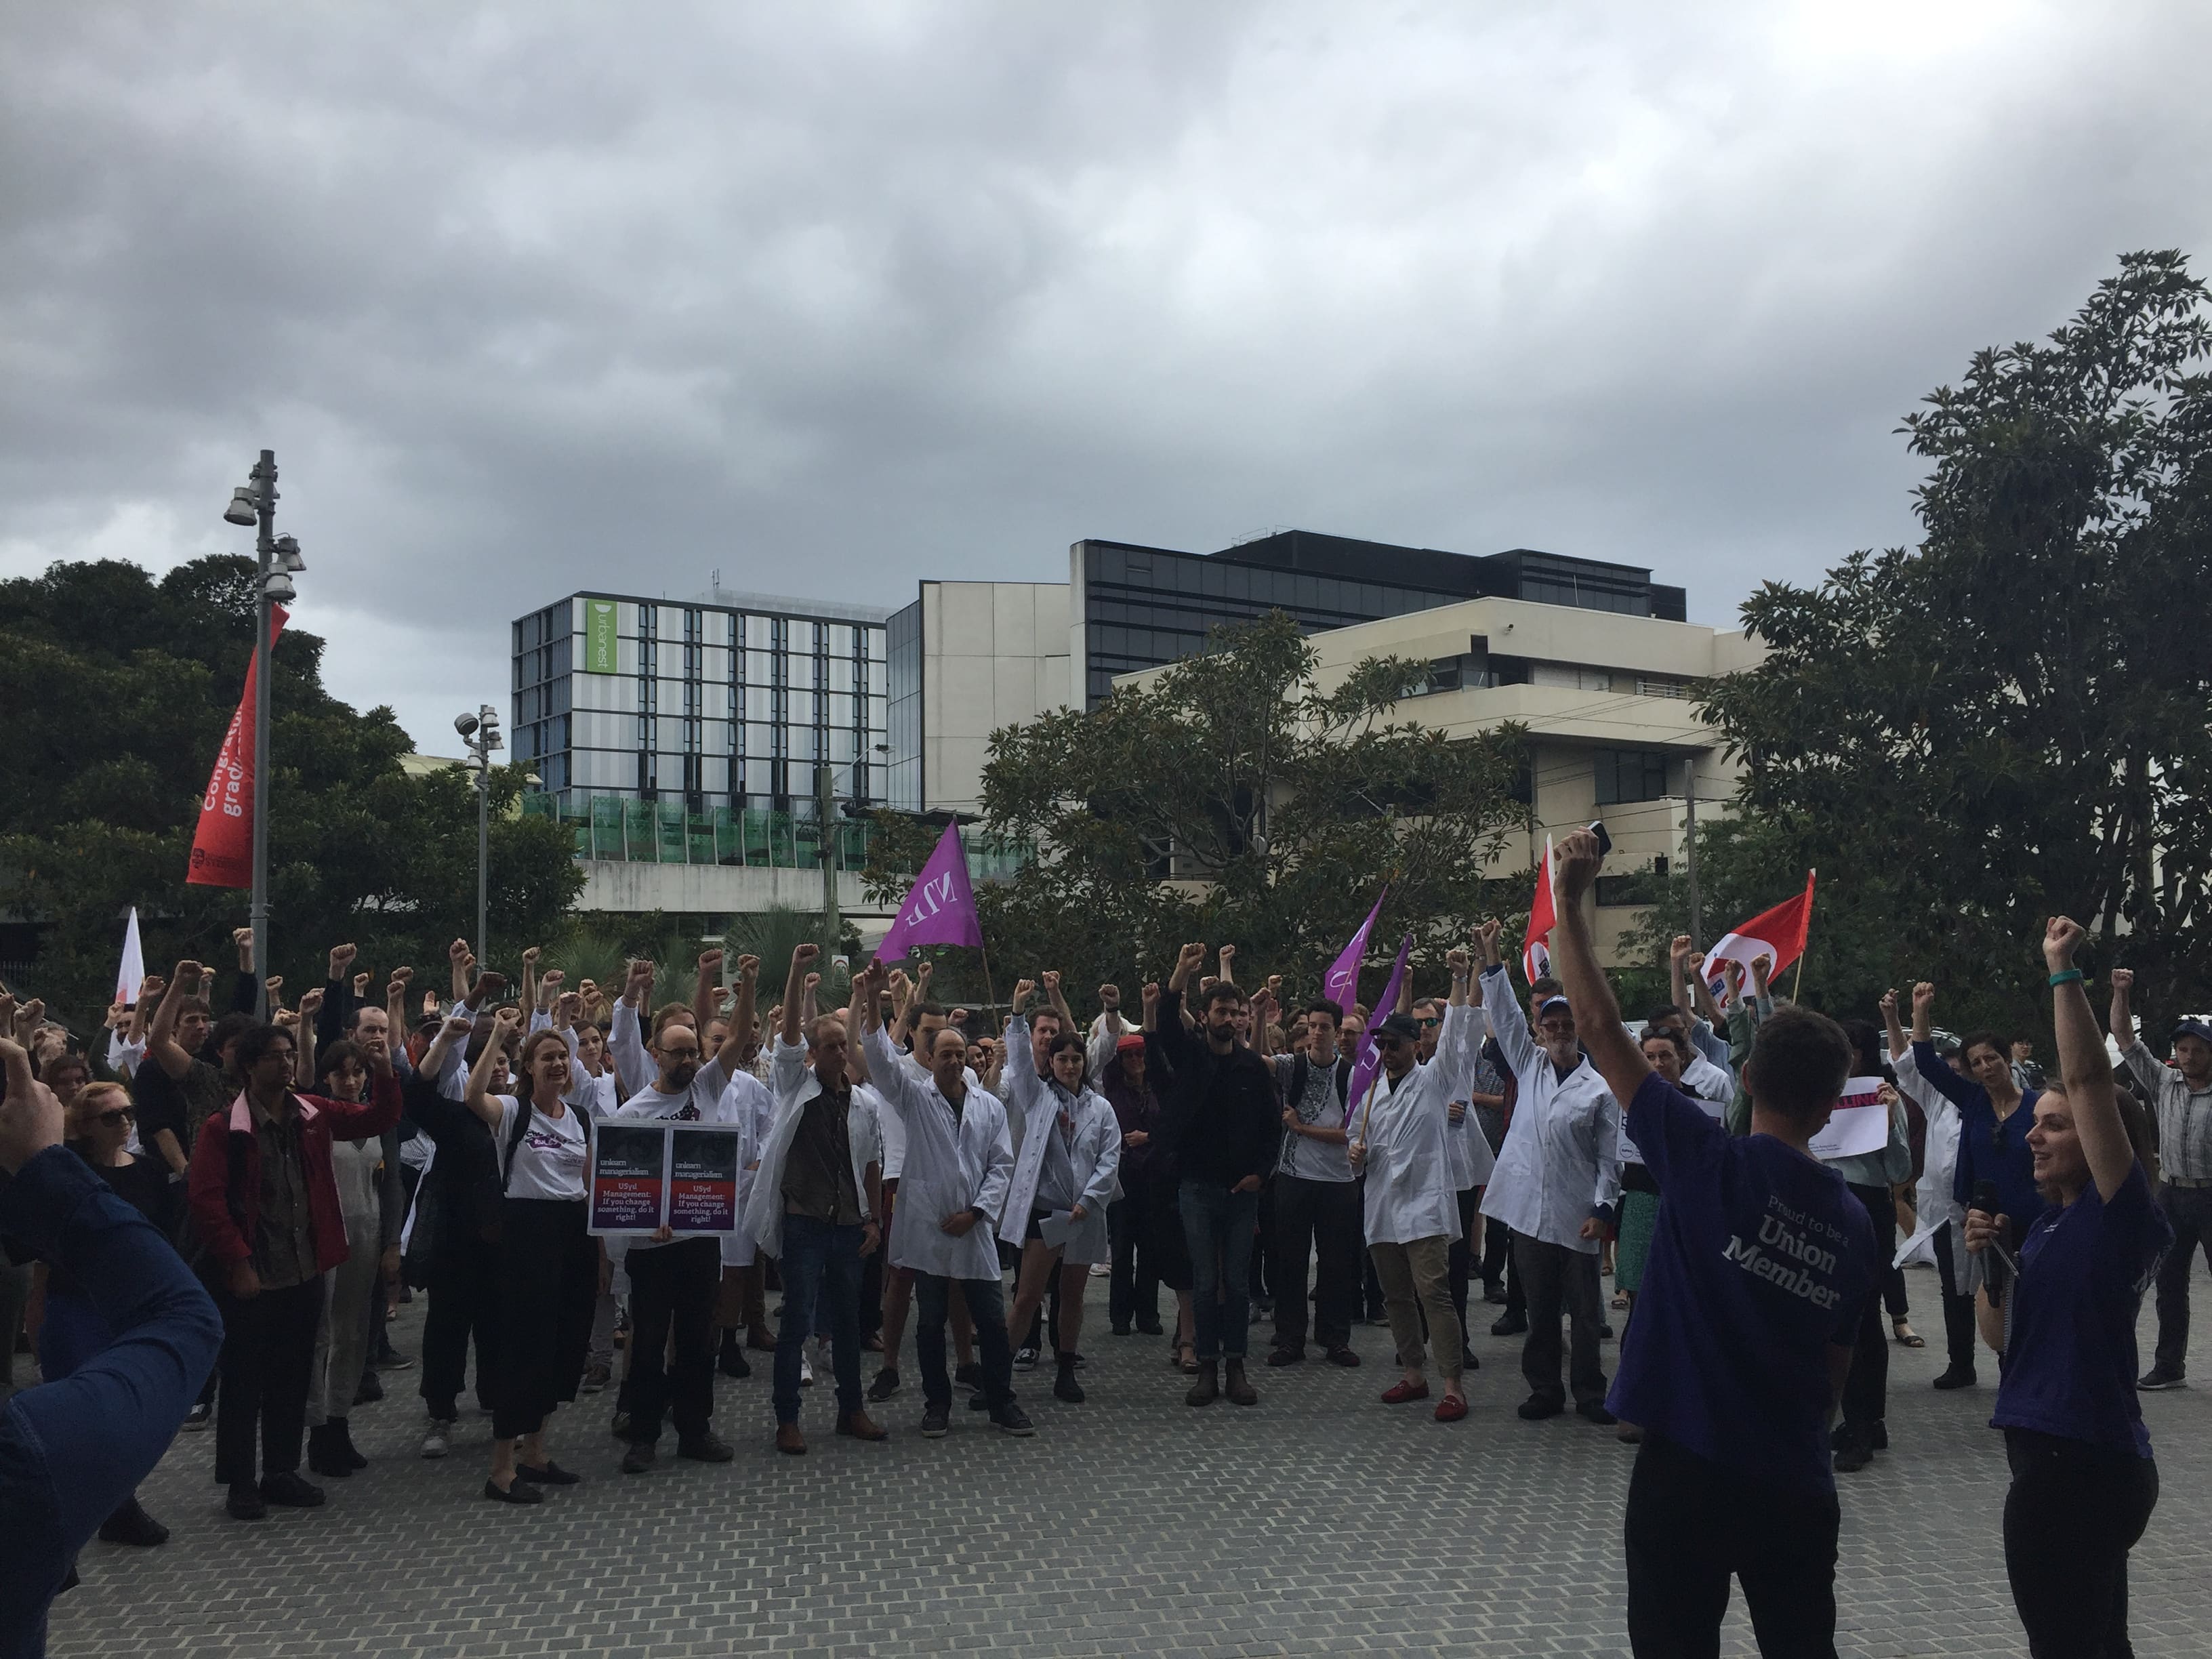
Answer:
[
  {"left": 863, "top": 610, "right": 1530, "bottom": 1002},
  {"left": 1677, "top": 250, "right": 2212, "bottom": 1039},
  {"left": 0, "top": 555, "right": 585, "bottom": 1028}
]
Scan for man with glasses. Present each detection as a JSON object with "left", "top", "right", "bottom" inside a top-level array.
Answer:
[
  {"left": 609, "top": 952, "right": 750, "bottom": 1475},
  {"left": 1476, "top": 926, "right": 1623, "bottom": 1425}
]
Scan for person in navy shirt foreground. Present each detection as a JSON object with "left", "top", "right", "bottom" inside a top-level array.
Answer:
[
  {"left": 1965, "top": 916, "right": 2169, "bottom": 1659},
  {"left": 1542, "top": 828, "right": 1875, "bottom": 1658}
]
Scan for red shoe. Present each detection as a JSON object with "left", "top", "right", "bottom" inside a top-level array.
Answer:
[
  {"left": 1434, "top": 1393, "right": 1468, "bottom": 1423},
  {"left": 1380, "top": 1379, "right": 1431, "bottom": 1405}
]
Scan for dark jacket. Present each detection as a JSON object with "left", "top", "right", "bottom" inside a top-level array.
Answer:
[
  {"left": 185, "top": 1071, "right": 403, "bottom": 1275},
  {"left": 1147, "top": 987, "right": 1280, "bottom": 1189},
  {"left": 1101, "top": 1057, "right": 1166, "bottom": 1197},
  {"left": 401, "top": 1073, "right": 502, "bottom": 1284}
]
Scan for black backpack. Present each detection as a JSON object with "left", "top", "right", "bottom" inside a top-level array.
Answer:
[{"left": 1288, "top": 1052, "right": 1355, "bottom": 1120}]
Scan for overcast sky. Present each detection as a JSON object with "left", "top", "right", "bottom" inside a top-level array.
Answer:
[{"left": 5, "top": 1, "right": 2209, "bottom": 750}]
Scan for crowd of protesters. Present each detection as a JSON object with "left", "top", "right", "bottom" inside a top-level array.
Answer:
[{"left": 0, "top": 840, "right": 2200, "bottom": 1657}]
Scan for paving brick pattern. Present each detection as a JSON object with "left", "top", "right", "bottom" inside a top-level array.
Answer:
[{"left": 43, "top": 1262, "right": 2212, "bottom": 1657}]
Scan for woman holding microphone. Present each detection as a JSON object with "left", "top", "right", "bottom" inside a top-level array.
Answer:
[{"left": 1965, "top": 918, "right": 2170, "bottom": 1658}]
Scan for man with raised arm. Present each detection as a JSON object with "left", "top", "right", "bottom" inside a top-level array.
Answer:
[
  {"left": 745, "top": 945, "right": 886, "bottom": 1455},
  {"left": 1547, "top": 827, "right": 1874, "bottom": 1656},
  {"left": 2108, "top": 966, "right": 2212, "bottom": 1390},
  {"left": 1150, "top": 942, "right": 1278, "bottom": 1408},
  {"left": 847, "top": 960, "right": 1026, "bottom": 1439},
  {"left": 606, "top": 951, "right": 754, "bottom": 1475},
  {"left": 1476, "top": 922, "right": 1622, "bottom": 1425}
]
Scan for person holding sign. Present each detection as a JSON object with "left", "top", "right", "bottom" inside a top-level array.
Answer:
[
  {"left": 998, "top": 977, "right": 1122, "bottom": 1408},
  {"left": 848, "top": 960, "right": 1027, "bottom": 1440},
  {"left": 461, "top": 1014, "right": 597, "bottom": 1505},
  {"left": 607, "top": 951, "right": 755, "bottom": 1475},
  {"left": 748, "top": 945, "right": 886, "bottom": 1456},
  {"left": 1965, "top": 918, "right": 2169, "bottom": 1659},
  {"left": 1546, "top": 827, "right": 1875, "bottom": 1657}
]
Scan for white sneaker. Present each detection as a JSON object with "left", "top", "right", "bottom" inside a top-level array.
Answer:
[
  {"left": 800, "top": 1355, "right": 815, "bottom": 1387},
  {"left": 420, "top": 1418, "right": 455, "bottom": 1459},
  {"left": 1089, "top": 1261, "right": 1111, "bottom": 1277}
]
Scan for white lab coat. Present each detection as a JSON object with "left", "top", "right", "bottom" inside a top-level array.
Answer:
[
  {"left": 1891, "top": 1038, "right": 1965, "bottom": 1277},
  {"left": 1359, "top": 1002, "right": 1483, "bottom": 1246},
  {"left": 1439, "top": 1008, "right": 1500, "bottom": 1194},
  {"left": 1477, "top": 966, "right": 1623, "bottom": 1254},
  {"left": 997, "top": 1017, "right": 1122, "bottom": 1264},
  {"left": 863, "top": 1024, "right": 1012, "bottom": 1282},
  {"left": 742, "top": 1040, "right": 884, "bottom": 1262}
]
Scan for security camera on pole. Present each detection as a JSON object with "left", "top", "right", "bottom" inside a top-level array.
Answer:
[
  {"left": 454, "top": 704, "right": 502, "bottom": 963},
  {"left": 216, "top": 450, "right": 306, "bottom": 1019}
]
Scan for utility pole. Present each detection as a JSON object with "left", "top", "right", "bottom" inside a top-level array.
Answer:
[
  {"left": 456, "top": 703, "right": 502, "bottom": 963},
  {"left": 817, "top": 760, "right": 840, "bottom": 946},
  {"left": 222, "top": 449, "right": 304, "bottom": 1021},
  {"left": 1683, "top": 752, "right": 1701, "bottom": 946}
]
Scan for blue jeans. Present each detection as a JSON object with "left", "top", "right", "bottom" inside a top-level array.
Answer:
[
  {"left": 1179, "top": 1181, "right": 1259, "bottom": 1362},
  {"left": 773, "top": 1214, "right": 866, "bottom": 1423},
  {"left": 914, "top": 1273, "right": 1014, "bottom": 1410}
]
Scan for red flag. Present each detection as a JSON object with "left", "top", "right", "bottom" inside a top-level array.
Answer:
[
  {"left": 1521, "top": 836, "right": 1556, "bottom": 984},
  {"left": 186, "top": 606, "right": 287, "bottom": 890},
  {"left": 1703, "top": 872, "right": 1817, "bottom": 1006}
]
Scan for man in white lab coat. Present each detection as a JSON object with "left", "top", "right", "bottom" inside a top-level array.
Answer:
[
  {"left": 1351, "top": 945, "right": 1484, "bottom": 1422},
  {"left": 1477, "top": 919, "right": 1624, "bottom": 1425},
  {"left": 848, "top": 961, "right": 1029, "bottom": 1440}
]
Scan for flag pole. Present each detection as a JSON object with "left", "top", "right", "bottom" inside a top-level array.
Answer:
[
  {"left": 1788, "top": 868, "right": 1816, "bottom": 1004},
  {"left": 978, "top": 943, "right": 998, "bottom": 1012}
]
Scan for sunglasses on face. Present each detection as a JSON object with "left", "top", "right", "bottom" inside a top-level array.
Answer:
[
  {"left": 1415, "top": 1017, "right": 1441, "bottom": 1029},
  {"left": 98, "top": 1108, "right": 135, "bottom": 1127}
]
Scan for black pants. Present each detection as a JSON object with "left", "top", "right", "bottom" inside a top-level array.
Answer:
[
  {"left": 213, "top": 1277, "right": 323, "bottom": 1486},
  {"left": 489, "top": 1199, "right": 596, "bottom": 1440},
  {"left": 1932, "top": 1222, "right": 1978, "bottom": 1372},
  {"left": 1515, "top": 1235, "right": 1606, "bottom": 1406},
  {"left": 914, "top": 1272, "right": 1015, "bottom": 1410},
  {"left": 1840, "top": 1183, "right": 1896, "bottom": 1436},
  {"left": 1269, "top": 1174, "right": 1362, "bottom": 1353},
  {"left": 1445, "top": 1185, "right": 1481, "bottom": 1351},
  {"left": 1624, "top": 1430, "right": 1841, "bottom": 1658},
  {"left": 1248, "top": 1178, "right": 1275, "bottom": 1303},
  {"left": 1488, "top": 1222, "right": 1525, "bottom": 1317},
  {"left": 420, "top": 1236, "right": 499, "bottom": 1419},
  {"left": 1356, "top": 1176, "right": 1386, "bottom": 1319},
  {"left": 2003, "top": 1429, "right": 2158, "bottom": 1658},
  {"left": 1107, "top": 1195, "right": 1161, "bottom": 1330},
  {"left": 2151, "top": 1183, "right": 2212, "bottom": 1376},
  {"left": 623, "top": 1236, "right": 720, "bottom": 1443}
]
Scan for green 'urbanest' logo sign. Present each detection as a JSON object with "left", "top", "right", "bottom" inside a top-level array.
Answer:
[{"left": 586, "top": 600, "right": 618, "bottom": 673}]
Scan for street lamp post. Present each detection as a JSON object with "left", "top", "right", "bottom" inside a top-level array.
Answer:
[
  {"left": 222, "top": 449, "right": 304, "bottom": 1020},
  {"left": 455, "top": 704, "right": 502, "bottom": 963}
]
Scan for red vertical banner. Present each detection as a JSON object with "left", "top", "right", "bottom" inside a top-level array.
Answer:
[{"left": 186, "top": 605, "right": 287, "bottom": 890}]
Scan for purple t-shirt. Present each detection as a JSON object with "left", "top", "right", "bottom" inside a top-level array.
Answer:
[
  {"left": 1993, "top": 1161, "right": 2170, "bottom": 1456},
  {"left": 1607, "top": 1071, "right": 1875, "bottom": 1494}
]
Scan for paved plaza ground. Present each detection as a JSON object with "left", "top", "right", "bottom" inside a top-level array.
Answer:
[{"left": 41, "top": 1261, "right": 2212, "bottom": 1658}]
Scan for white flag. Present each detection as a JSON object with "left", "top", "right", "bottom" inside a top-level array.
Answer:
[{"left": 115, "top": 907, "right": 146, "bottom": 1004}]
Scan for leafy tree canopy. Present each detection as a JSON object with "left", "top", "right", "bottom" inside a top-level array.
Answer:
[
  {"left": 1, "top": 555, "right": 584, "bottom": 1028},
  {"left": 1681, "top": 250, "right": 2212, "bottom": 1040},
  {"left": 865, "top": 610, "right": 1532, "bottom": 1005}
]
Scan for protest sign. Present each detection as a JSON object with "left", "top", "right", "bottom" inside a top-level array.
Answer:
[
  {"left": 1809, "top": 1075, "right": 1891, "bottom": 1161},
  {"left": 588, "top": 1124, "right": 672, "bottom": 1234},
  {"left": 668, "top": 1122, "right": 744, "bottom": 1233}
]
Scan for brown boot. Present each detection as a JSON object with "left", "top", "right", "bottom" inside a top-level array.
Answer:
[
  {"left": 1185, "top": 1360, "right": 1219, "bottom": 1407},
  {"left": 1223, "top": 1359, "right": 1259, "bottom": 1407},
  {"left": 775, "top": 1422, "right": 806, "bottom": 1456},
  {"left": 836, "top": 1410, "right": 888, "bottom": 1443}
]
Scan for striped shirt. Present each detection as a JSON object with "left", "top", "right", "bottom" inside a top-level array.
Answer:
[{"left": 2121, "top": 1040, "right": 2212, "bottom": 1182}]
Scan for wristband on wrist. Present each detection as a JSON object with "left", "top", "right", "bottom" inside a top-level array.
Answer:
[{"left": 2047, "top": 968, "right": 2084, "bottom": 987}]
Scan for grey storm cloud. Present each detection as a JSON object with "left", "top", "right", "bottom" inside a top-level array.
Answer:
[{"left": 5, "top": 1, "right": 2211, "bottom": 747}]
